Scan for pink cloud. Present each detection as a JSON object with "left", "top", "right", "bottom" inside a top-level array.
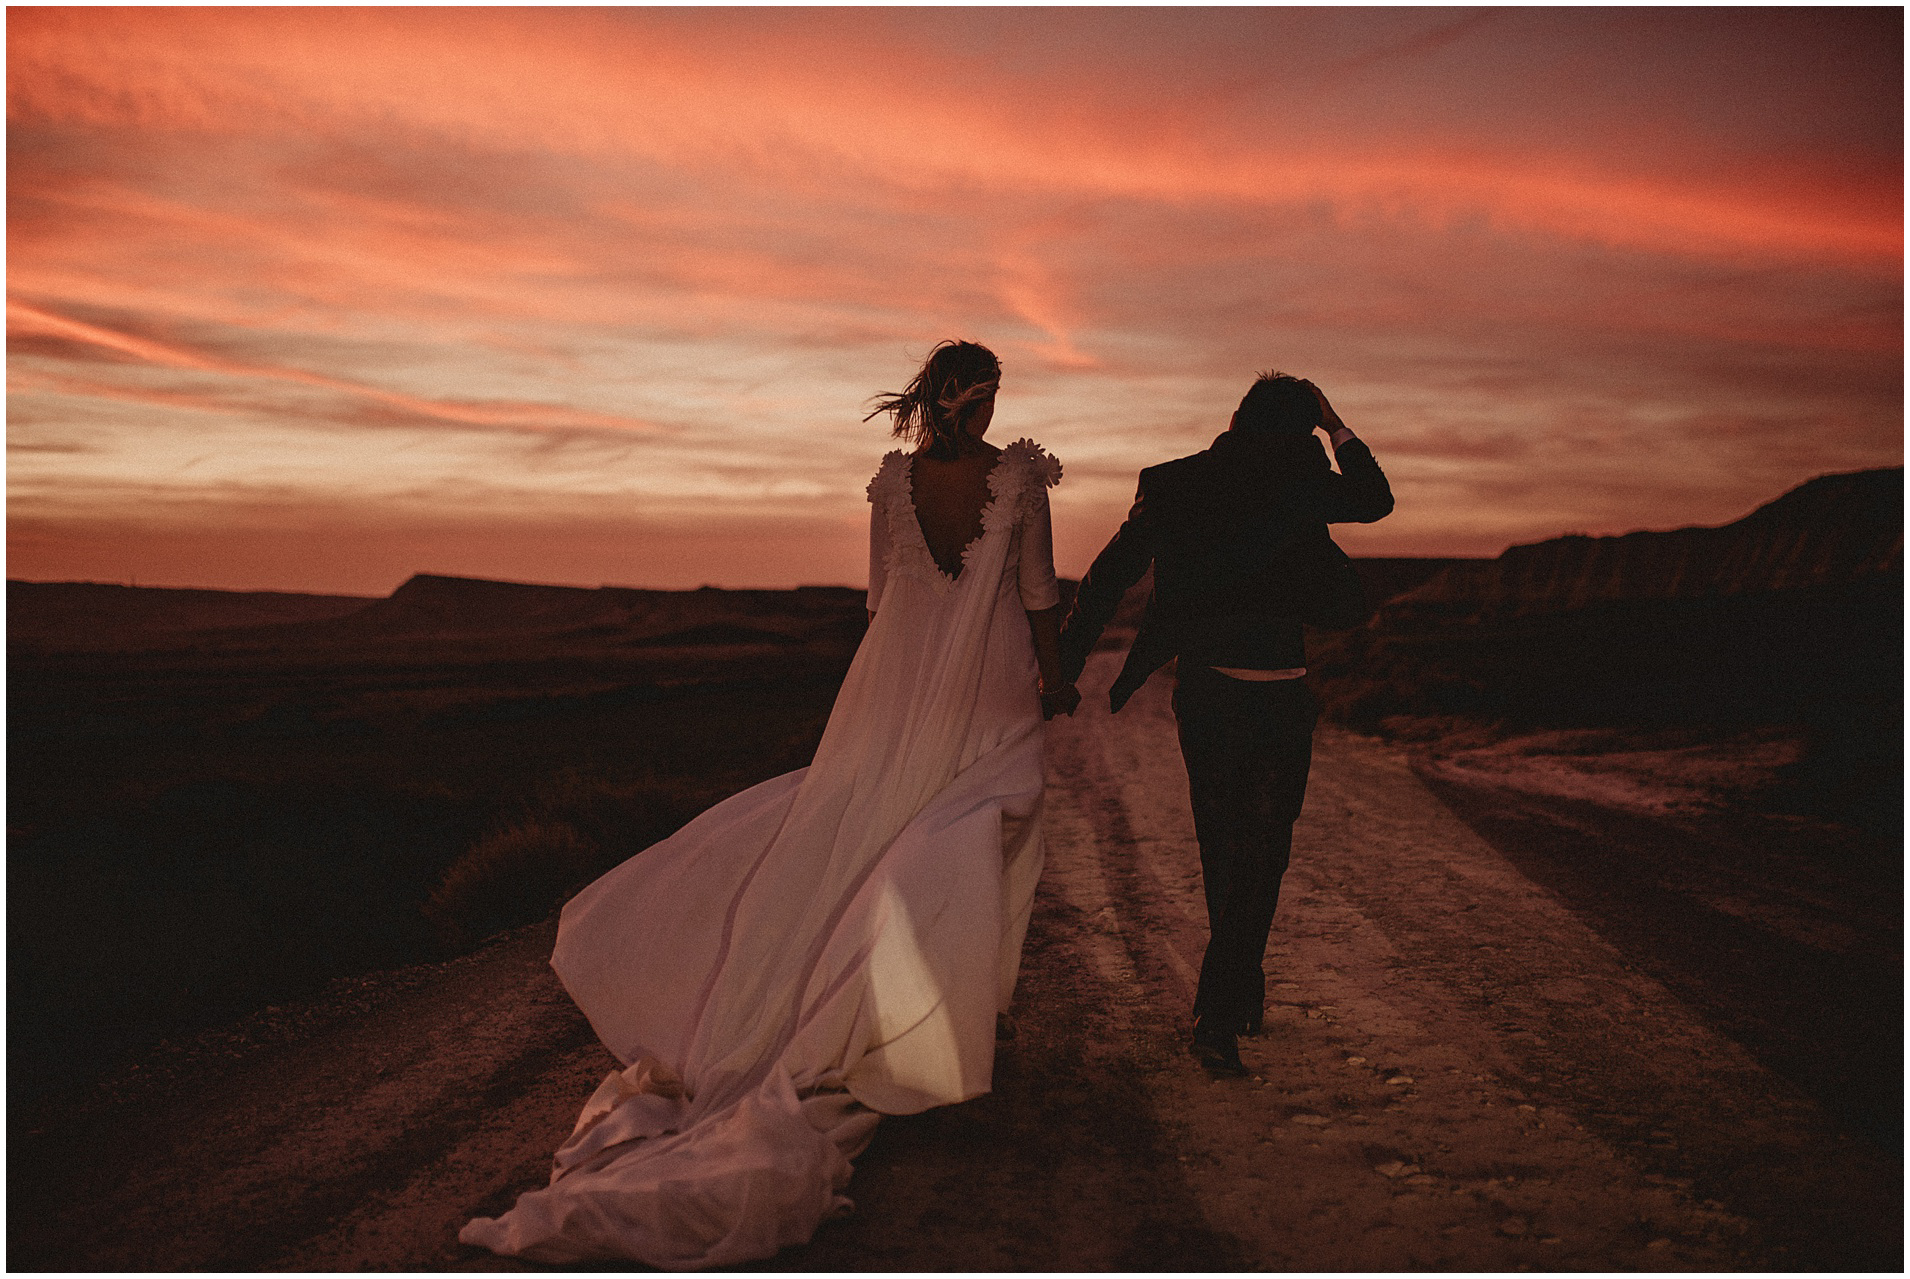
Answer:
[
  {"left": 6, "top": 7, "right": 1900, "bottom": 590},
  {"left": 7, "top": 300, "right": 665, "bottom": 435},
  {"left": 9, "top": 8, "right": 1896, "bottom": 265}
]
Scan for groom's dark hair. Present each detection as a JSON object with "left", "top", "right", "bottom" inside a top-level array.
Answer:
[{"left": 1233, "top": 371, "right": 1321, "bottom": 437}]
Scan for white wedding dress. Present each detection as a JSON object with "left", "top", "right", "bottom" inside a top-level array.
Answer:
[{"left": 459, "top": 439, "right": 1062, "bottom": 1268}]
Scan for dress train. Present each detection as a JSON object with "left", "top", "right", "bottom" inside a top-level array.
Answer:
[{"left": 459, "top": 440, "right": 1061, "bottom": 1267}]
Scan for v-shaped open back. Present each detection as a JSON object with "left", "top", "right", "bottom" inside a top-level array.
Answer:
[
  {"left": 907, "top": 451, "right": 1005, "bottom": 580},
  {"left": 462, "top": 437, "right": 1061, "bottom": 1269}
]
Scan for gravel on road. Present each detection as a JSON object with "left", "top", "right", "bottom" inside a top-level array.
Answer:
[{"left": 12, "top": 653, "right": 1895, "bottom": 1271}]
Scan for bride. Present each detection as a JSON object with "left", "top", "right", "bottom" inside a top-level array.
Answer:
[{"left": 460, "top": 340, "right": 1078, "bottom": 1267}]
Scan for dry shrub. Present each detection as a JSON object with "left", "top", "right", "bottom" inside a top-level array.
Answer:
[{"left": 424, "top": 819, "right": 600, "bottom": 946}]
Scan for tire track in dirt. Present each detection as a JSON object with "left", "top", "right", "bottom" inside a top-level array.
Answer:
[
  {"left": 1020, "top": 653, "right": 1885, "bottom": 1270},
  {"left": 1417, "top": 766, "right": 1902, "bottom": 1152},
  {"left": 12, "top": 652, "right": 1891, "bottom": 1270}
]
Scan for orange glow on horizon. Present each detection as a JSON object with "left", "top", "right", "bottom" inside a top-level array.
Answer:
[{"left": 8, "top": 7, "right": 1901, "bottom": 595}]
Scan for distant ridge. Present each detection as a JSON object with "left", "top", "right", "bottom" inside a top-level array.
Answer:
[
  {"left": 13, "top": 564, "right": 1467, "bottom": 657},
  {"left": 326, "top": 574, "right": 864, "bottom": 644},
  {"left": 5, "top": 581, "right": 376, "bottom": 648},
  {"left": 1391, "top": 467, "right": 1902, "bottom": 618},
  {"left": 12, "top": 468, "right": 1896, "bottom": 655},
  {"left": 5, "top": 573, "right": 869, "bottom": 653},
  {"left": 1310, "top": 467, "right": 1903, "bottom": 831}
]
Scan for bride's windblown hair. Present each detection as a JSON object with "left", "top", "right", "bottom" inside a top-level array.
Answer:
[{"left": 866, "top": 340, "right": 1001, "bottom": 460}]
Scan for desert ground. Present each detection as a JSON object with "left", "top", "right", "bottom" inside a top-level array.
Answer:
[{"left": 11, "top": 650, "right": 1898, "bottom": 1272}]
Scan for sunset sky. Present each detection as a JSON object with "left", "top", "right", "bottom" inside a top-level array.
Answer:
[{"left": 8, "top": 6, "right": 1902, "bottom": 595}]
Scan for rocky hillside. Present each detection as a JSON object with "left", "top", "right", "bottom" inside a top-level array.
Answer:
[
  {"left": 1388, "top": 468, "right": 1900, "bottom": 617},
  {"left": 1312, "top": 468, "right": 1902, "bottom": 832}
]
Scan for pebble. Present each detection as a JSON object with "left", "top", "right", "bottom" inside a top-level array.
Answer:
[
  {"left": 1516, "top": 1103, "right": 1537, "bottom": 1112},
  {"left": 1291, "top": 1113, "right": 1330, "bottom": 1126},
  {"left": 1346, "top": 1056, "right": 1367, "bottom": 1065},
  {"left": 1386, "top": 1075, "right": 1414, "bottom": 1086},
  {"left": 1647, "top": 1239, "right": 1672, "bottom": 1251},
  {"left": 1374, "top": 1161, "right": 1408, "bottom": 1178},
  {"left": 1499, "top": 1217, "right": 1528, "bottom": 1237}
]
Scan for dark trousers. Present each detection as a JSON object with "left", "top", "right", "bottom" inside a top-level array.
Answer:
[{"left": 1171, "top": 664, "right": 1319, "bottom": 1032}]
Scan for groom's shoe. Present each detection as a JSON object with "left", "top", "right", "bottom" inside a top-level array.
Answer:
[{"left": 1189, "top": 1018, "right": 1247, "bottom": 1077}]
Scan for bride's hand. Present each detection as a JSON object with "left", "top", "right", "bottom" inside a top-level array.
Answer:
[{"left": 1040, "top": 681, "right": 1081, "bottom": 720}]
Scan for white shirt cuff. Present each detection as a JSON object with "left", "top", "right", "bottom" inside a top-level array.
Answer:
[{"left": 1328, "top": 425, "right": 1357, "bottom": 448}]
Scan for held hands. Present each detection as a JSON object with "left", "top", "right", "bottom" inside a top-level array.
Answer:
[{"left": 1039, "top": 681, "right": 1081, "bottom": 720}]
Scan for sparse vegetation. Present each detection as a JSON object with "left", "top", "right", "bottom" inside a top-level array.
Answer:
[
  {"left": 7, "top": 588, "right": 866, "bottom": 1109},
  {"left": 1310, "top": 580, "right": 1903, "bottom": 834},
  {"left": 424, "top": 819, "right": 600, "bottom": 946}
]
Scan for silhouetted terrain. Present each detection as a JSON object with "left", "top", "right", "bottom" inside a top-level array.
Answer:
[
  {"left": 1313, "top": 468, "right": 1903, "bottom": 833},
  {"left": 6, "top": 581, "right": 377, "bottom": 649},
  {"left": 10, "top": 492, "right": 1896, "bottom": 1145},
  {"left": 1309, "top": 468, "right": 1903, "bottom": 1150},
  {"left": 8, "top": 504, "right": 1900, "bottom": 1268},
  {"left": 7, "top": 575, "right": 870, "bottom": 1112},
  {"left": 7, "top": 573, "right": 867, "bottom": 654},
  {"left": 8, "top": 559, "right": 1463, "bottom": 1117},
  {"left": 13, "top": 664, "right": 1898, "bottom": 1272}
]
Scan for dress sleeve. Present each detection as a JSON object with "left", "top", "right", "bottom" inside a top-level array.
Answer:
[
  {"left": 1017, "top": 481, "right": 1060, "bottom": 610},
  {"left": 866, "top": 500, "right": 890, "bottom": 613}
]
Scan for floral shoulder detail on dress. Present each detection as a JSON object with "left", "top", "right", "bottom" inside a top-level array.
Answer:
[
  {"left": 1005, "top": 438, "right": 1063, "bottom": 491},
  {"left": 982, "top": 439, "right": 1063, "bottom": 535},
  {"left": 866, "top": 449, "right": 910, "bottom": 506}
]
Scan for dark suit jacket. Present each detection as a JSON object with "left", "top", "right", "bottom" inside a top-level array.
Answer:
[{"left": 1059, "top": 427, "right": 1393, "bottom": 711}]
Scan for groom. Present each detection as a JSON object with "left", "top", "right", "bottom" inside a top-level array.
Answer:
[{"left": 1057, "top": 373, "right": 1393, "bottom": 1075}]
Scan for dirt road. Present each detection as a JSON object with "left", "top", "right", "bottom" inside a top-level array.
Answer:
[{"left": 12, "top": 653, "right": 1898, "bottom": 1270}]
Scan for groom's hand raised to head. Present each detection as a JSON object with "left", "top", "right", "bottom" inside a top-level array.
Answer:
[{"left": 1303, "top": 379, "right": 1345, "bottom": 433}]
